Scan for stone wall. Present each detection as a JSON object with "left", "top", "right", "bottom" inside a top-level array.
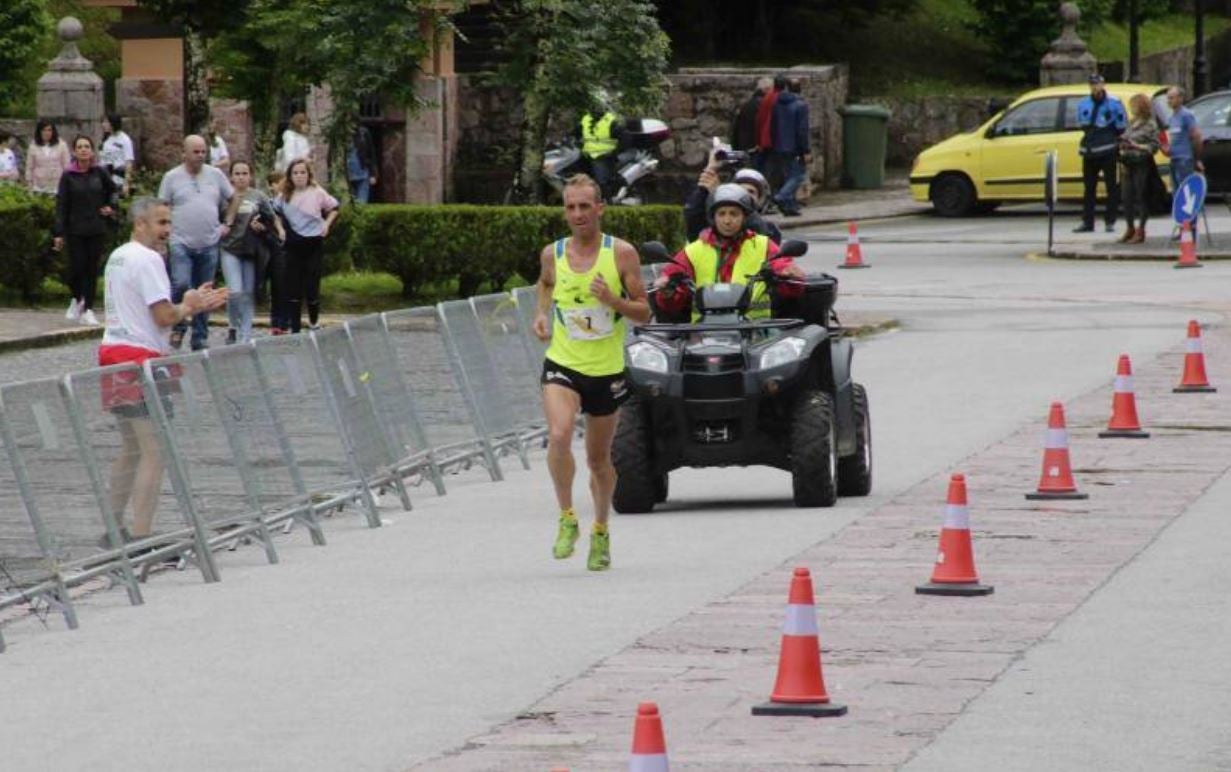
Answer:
[
  {"left": 454, "top": 64, "right": 849, "bottom": 203},
  {"left": 116, "top": 77, "right": 182, "bottom": 172},
  {"left": 862, "top": 96, "right": 997, "bottom": 167}
]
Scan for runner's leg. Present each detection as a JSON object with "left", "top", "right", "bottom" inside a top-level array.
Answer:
[
  {"left": 543, "top": 383, "right": 579, "bottom": 511},
  {"left": 583, "top": 412, "right": 619, "bottom": 528}
]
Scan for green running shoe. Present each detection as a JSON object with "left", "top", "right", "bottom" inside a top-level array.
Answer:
[
  {"left": 587, "top": 530, "right": 611, "bottom": 571},
  {"left": 553, "top": 516, "right": 579, "bottom": 559}
]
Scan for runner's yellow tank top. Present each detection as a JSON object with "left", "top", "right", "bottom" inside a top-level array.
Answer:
[{"left": 545, "top": 234, "right": 626, "bottom": 376}]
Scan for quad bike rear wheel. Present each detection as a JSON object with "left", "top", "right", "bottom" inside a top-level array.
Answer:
[{"left": 837, "top": 383, "right": 872, "bottom": 497}]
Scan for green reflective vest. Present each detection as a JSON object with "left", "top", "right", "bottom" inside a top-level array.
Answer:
[
  {"left": 581, "top": 112, "right": 618, "bottom": 159},
  {"left": 682, "top": 234, "right": 772, "bottom": 321}
]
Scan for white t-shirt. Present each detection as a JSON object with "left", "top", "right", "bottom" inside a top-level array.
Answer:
[
  {"left": 0, "top": 148, "right": 18, "bottom": 179},
  {"left": 100, "top": 131, "right": 135, "bottom": 169},
  {"left": 102, "top": 241, "right": 173, "bottom": 355},
  {"left": 210, "top": 136, "right": 229, "bottom": 166}
]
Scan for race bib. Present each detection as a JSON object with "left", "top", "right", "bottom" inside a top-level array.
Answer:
[{"left": 560, "top": 307, "right": 615, "bottom": 341}]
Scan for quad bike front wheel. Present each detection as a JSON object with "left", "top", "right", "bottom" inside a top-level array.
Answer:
[
  {"left": 613, "top": 397, "right": 657, "bottom": 513},
  {"left": 790, "top": 390, "right": 838, "bottom": 507}
]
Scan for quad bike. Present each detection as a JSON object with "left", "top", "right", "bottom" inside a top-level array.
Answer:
[{"left": 612, "top": 240, "right": 872, "bottom": 512}]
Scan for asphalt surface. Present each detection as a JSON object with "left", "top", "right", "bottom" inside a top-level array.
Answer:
[{"left": 0, "top": 210, "right": 1228, "bottom": 771}]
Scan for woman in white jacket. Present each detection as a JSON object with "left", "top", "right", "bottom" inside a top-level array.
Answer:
[{"left": 276, "top": 112, "right": 313, "bottom": 171}]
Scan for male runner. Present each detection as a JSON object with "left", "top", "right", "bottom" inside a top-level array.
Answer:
[{"left": 533, "top": 174, "right": 651, "bottom": 571}]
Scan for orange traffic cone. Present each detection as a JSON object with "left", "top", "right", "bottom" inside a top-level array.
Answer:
[
  {"left": 838, "top": 221, "right": 869, "bottom": 269},
  {"left": 629, "top": 702, "right": 669, "bottom": 772},
  {"left": 916, "top": 474, "right": 994, "bottom": 596},
  {"left": 1099, "top": 354, "right": 1150, "bottom": 438},
  {"left": 752, "top": 567, "right": 847, "bottom": 717},
  {"left": 1175, "top": 319, "right": 1217, "bottom": 393},
  {"left": 1175, "top": 221, "right": 1202, "bottom": 269},
  {"left": 1025, "top": 402, "right": 1089, "bottom": 501}
]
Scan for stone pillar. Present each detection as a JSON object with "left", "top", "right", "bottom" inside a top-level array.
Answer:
[
  {"left": 1040, "top": 3, "right": 1098, "bottom": 86},
  {"left": 36, "top": 17, "right": 105, "bottom": 145}
]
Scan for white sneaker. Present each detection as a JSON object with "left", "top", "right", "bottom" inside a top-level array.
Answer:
[
  {"left": 65, "top": 298, "right": 82, "bottom": 321},
  {"left": 80, "top": 309, "right": 100, "bottom": 326}
]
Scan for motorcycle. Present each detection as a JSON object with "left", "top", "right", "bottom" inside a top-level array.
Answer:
[{"left": 540, "top": 118, "right": 672, "bottom": 205}]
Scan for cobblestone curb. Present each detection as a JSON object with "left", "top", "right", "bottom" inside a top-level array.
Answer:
[{"left": 416, "top": 328, "right": 1231, "bottom": 770}]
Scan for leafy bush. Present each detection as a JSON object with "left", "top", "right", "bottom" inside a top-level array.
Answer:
[
  {"left": 0, "top": 194, "right": 683, "bottom": 304},
  {"left": 0, "top": 186, "right": 56, "bottom": 302},
  {"left": 356, "top": 204, "right": 684, "bottom": 298}
]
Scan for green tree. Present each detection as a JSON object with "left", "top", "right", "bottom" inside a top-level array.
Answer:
[
  {"left": 0, "top": 0, "right": 53, "bottom": 116},
  {"left": 210, "top": 0, "right": 446, "bottom": 181},
  {"left": 493, "top": 0, "right": 670, "bottom": 203},
  {"left": 136, "top": 0, "right": 253, "bottom": 134}
]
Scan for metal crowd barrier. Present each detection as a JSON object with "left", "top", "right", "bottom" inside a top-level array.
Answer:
[
  {"left": 437, "top": 298, "right": 533, "bottom": 469},
  {"left": 344, "top": 314, "right": 446, "bottom": 496},
  {"left": 381, "top": 307, "right": 503, "bottom": 482},
  {"left": 0, "top": 284, "right": 581, "bottom": 650},
  {"left": 251, "top": 333, "right": 384, "bottom": 528}
]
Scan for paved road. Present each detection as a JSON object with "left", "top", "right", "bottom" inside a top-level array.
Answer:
[{"left": 0, "top": 211, "right": 1227, "bottom": 771}]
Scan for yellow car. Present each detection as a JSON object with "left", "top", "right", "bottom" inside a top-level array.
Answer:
[{"left": 910, "top": 83, "right": 1172, "bottom": 216}]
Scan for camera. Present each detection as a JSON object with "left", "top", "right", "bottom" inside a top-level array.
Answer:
[{"left": 715, "top": 148, "right": 750, "bottom": 167}]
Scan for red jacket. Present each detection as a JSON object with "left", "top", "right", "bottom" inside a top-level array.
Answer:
[
  {"left": 756, "top": 88, "right": 780, "bottom": 151},
  {"left": 657, "top": 228, "right": 801, "bottom": 313}
]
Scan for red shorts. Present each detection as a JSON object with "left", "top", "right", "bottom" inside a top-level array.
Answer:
[{"left": 98, "top": 344, "right": 178, "bottom": 417}]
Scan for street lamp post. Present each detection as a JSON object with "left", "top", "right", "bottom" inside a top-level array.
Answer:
[
  {"left": 1195, "top": 0, "right": 1208, "bottom": 97},
  {"left": 1128, "top": 0, "right": 1140, "bottom": 82}
]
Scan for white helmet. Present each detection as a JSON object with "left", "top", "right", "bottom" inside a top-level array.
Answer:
[
  {"left": 732, "top": 168, "right": 769, "bottom": 205},
  {"left": 708, "top": 183, "right": 755, "bottom": 218}
]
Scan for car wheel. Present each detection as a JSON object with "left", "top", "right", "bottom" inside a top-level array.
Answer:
[
  {"left": 789, "top": 390, "right": 838, "bottom": 507},
  {"left": 837, "top": 383, "right": 872, "bottom": 497},
  {"left": 931, "top": 174, "right": 977, "bottom": 217},
  {"left": 612, "top": 397, "right": 657, "bottom": 513}
]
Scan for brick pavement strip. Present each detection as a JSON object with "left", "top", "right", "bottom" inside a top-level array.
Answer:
[{"left": 414, "top": 329, "right": 1231, "bottom": 771}]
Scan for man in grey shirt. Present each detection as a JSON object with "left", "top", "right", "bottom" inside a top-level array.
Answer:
[{"left": 157, "top": 134, "right": 233, "bottom": 350}]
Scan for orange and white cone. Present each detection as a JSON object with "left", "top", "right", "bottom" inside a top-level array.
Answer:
[
  {"left": 916, "top": 474, "right": 994, "bottom": 596},
  {"left": 629, "top": 702, "right": 669, "bottom": 771},
  {"left": 1025, "top": 402, "right": 1088, "bottom": 500},
  {"left": 838, "top": 221, "right": 869, "bottom": 269},
  {"left": 1175, "top": 221, "right": 1202, "bottom": 269},
  {"left": 1175, "top": 320, "right": 1217, "bottom": 393},
  {"left": 1099, "top": 354, "right": 1150, "bottom": 438},
  {"left": 752, "top": 567, "right": 847, "bottom": 717}
]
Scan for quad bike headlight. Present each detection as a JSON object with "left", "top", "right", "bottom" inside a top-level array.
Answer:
[
  {"left": 628, "top": 342, "right": 669, "bottom": 373},
  {"left": 758, "top": 336, "right": 807, "bottom": 370}
]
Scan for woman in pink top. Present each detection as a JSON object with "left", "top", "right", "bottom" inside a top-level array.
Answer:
[
  {"left": 26, "top": 120, "right": 70, "bottom": 195},
  {"left": 275, "top": 158, "right": 338, "bottom": 333}
]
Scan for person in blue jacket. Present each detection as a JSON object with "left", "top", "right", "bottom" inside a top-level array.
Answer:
[{"left": 1075, "top": 74, "right": 1128, "bottom": 233}]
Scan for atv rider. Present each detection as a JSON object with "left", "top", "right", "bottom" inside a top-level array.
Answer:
[
  {"left": 657, "top": 183, "right": 803, "bottom": 319},
  {"left": 683, "top": 163, "right": 782, "bottom": 244},
  {"left": 578, "top": 90, "right": 624, "bottom": 200}
]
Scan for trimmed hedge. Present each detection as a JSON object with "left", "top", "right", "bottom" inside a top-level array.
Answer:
[
  {"left": 0, "top": 191, "right": 684, "bottom": 302},
  {"left": 356, "top": 204, "right": 685, "bottom": 298},
  {"left": 0, "top": 187, "right": 59, "bottom": 302}
]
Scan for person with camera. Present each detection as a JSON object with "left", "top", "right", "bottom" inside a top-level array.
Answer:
[
  {"left": 658, "top": 184, "right": 802, "bottom": 320},
  {"left": 684, "top": 150, "right": 782, "bottom": 243}
]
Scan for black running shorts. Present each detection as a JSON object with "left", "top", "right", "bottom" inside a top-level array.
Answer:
[{"left": 541, "top": 359, "right": 629, "bottom": 417}]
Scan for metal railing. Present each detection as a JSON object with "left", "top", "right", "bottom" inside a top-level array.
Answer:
[{"left": 0, "top": 287, "right": 565, "bottom": 650}]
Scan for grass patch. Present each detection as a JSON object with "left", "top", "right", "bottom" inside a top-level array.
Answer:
[{"left": 1089, "top": 14, "right": 1231, "bottom": 63}]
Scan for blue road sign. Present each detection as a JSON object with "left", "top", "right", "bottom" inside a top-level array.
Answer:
[{"left": 1173, "top": 172, "right": 1207, "bottom": 225}]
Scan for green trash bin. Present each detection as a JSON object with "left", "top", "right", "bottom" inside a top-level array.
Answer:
[{"left": 839, "top": 104, "right": 892, "bottom": 189}]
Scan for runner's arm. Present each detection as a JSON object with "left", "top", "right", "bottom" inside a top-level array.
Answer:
[
  {"left": 607, "top": 240, "right": 651, "bottom": 324},
  {"left": 533, "top": 245, "right": 555, "bottom": 341}
]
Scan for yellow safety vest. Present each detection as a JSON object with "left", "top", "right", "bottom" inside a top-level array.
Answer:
[
  {"left": 682, "top": 233, "right": 772, "bottom": 321},
  {"left": 581, "top": 112, "right": 618, "bottom": 159},
  {"left": 545, "top": 234, "right": 627, "bottom": 376}
]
